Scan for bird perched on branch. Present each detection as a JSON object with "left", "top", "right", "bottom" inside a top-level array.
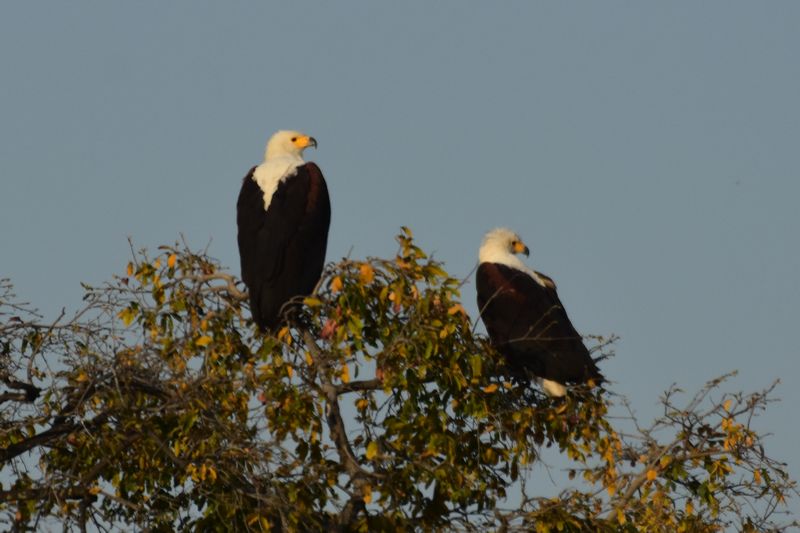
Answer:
[
  {"left": 237, "top": 130, "right": 330, "bottom": 331},
  {"left": 476, "top": 228, "right": 602, "bottom": 396}
]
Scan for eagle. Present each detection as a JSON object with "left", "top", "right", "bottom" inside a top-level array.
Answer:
[
  {"left": 476, "top": 228, "right": 602, "bottom": 396},
  {"left": 236, "top": 130, "right": 331, "bottom": 331}
]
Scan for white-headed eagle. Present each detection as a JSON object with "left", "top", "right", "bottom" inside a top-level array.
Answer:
[
  {"left": 476, "top": 228, "right": 602, "bottom": 396},
  {"left": 237, "top": 130, "right": 330, "bottom": 331}
]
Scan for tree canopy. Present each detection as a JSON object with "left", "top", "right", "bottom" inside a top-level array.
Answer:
[{"left": 1, "top": 229, "right": 796, "bottom": 531}]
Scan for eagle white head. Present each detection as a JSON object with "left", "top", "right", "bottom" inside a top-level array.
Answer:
[
  {"left": 479, "top": 228, "right": 530, "bottom": 265},
  {"left": 253, "top": 130, "right": 319, "bottom": 209},
  {"left": 264, "top": 130, "right": 317, "bottom": 161}
]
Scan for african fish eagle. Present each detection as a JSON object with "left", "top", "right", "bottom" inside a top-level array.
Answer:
[
  {"left": 236, "top": 130, "right": 331, "bottom": 331},
  {"left": 476, "top": 228, "right": 602, "bottom": 397}
]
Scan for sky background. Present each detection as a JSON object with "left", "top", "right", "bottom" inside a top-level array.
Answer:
[{"left": 1, "top": 1, "right": 798, "bottom": 522}]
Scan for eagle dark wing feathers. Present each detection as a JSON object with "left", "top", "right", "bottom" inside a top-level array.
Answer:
[{"left": 477, "top": 262, "right": 602, "bottom": 385}]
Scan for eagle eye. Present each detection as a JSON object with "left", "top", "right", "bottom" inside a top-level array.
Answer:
[{"left": 291, "top": 137, "right": 298, "bottom": 142}]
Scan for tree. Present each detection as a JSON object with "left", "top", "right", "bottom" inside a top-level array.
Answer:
[{"left": 1, "top": 229, "right": 797, "bottom": 531}]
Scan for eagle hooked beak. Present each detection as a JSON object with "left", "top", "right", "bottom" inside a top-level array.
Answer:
[
  {"left": 293, "top": 135, "right": 317, "bottom": 150},
  {"left": 513, "top": 240, "right": 530, "bottom": 256}
]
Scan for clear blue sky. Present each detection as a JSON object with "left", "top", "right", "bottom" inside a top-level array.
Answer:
[{"left": 1, "top": 1, "right": 798, "bottom": 518}]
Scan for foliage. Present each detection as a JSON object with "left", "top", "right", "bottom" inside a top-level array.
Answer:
[{"left": 0, "top": 229, "right": 797, "bottom": 531}]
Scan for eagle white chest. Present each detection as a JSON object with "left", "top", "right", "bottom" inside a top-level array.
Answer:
[{"left": 252, "top": 155, "right": 304, "bottom": 210}]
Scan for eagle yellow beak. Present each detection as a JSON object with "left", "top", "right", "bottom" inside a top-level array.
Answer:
[
  {"left": 293, "top": 135, "right": 317, "bottom": 149},
  {"left": 513, "top": 241, "right": 530, "bottom": 256}
]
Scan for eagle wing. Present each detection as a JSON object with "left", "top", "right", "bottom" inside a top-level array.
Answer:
[
  {"left": 237, "top": 163, "right": 330, "bottom": 329},
  {"left": 477, "top": 262, "right": 601, "bottom": 384}
]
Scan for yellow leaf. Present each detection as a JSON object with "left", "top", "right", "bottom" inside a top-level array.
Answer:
[
  {"left": 607, "top": 484, "right": 615, "bottom": 496},
  {"left": 754, "top": 469, "right": 762, "bottom": 484},
  {"left": 89, "top": 486, "right": 101, "bottom": 496},
  {"left": 126, "top": 262, "right": 134, "bottom": 276},
  {"left": 646, "top": 469, "right": 657, "bottom": 481},
  {"left": 75, "top": 371, "right": 89, "bottom": 383},
  {"left": 447, "top": 304, "right": 466, "bottom": 316},
  {"left": 196, "top": 335, "right": 212, "bottom": 347},
  {"left": 330, "top": 276, "right": 343, "bottom": 293},
  {"left": 617, "top": 509, "right": 626, "bottom": 525},
  {"left": 359, "top": 264, "right": 375, "bottom": 285},
  {"left": 340, "top": 365, "right": 350, "bottom": 383},
  {"left": 604, "top": 446, "right": 614, "bottom": 463},
  {"left": 117, "top": 308, "right": 136, "bottom": 327},
  {"left": 305, "top": 351, "right": 314, "bottom": 366},
  {"left": 660, "top": 456, "right": 671, "bottom": 468},
  {"left": 286, "top": 366, "right": 294, "bottom": 378},
  {"left": 168, "top": 254, "right": 177, "bottom": 269},
  {"left": 356, "top": 398, "right": 369, "bottom": 410},
  {"left": 685, "top": 500, "right": 694, "bottom": 515},
  {"left": 362, "top": 484, "right": 372, "bottom": 504},
  {"left": 723, "top": 399, "right": 733, "bottom": 412},
  {"left": 277, "top": 326, "right": 290, "bottom": 341},
  {"left": 366, "top": 441, "right": 378, "bottom": 460},
  {"left": 482, "top": 383, "right": 498, "bottom": 393},
  {"left": 303, "top": 297, "right": 322, "bottom": 307}
]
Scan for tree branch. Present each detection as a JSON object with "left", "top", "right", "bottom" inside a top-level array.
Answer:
[
  {"left": 0, "top": 413, "right": 109, "bottom": 463},
  {"left": 336, "top": 378, "right": 383, "bottom": 394},
  {"left": 301, "top": 329, "right": 373, "bottom": 531},
  {"left": 1, "top": 377, "right": 41, "bottom": 403}
]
